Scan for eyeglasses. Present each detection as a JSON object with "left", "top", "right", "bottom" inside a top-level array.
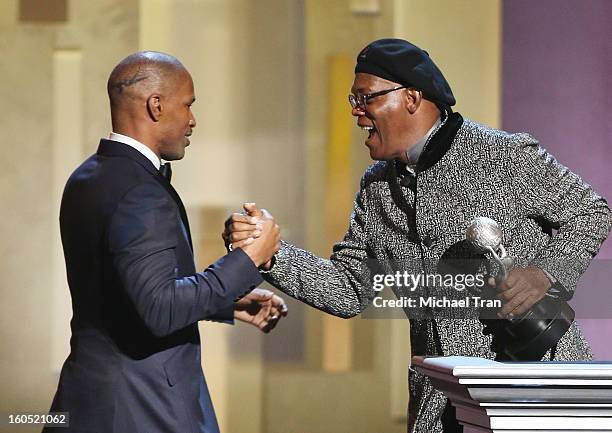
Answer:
[{"left": 348, "top": 86, "right": 406, "bottom": 110}]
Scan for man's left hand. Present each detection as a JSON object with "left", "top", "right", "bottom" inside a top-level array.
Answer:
[
  {"left": 488, "top": 266, "right": 551, "bottom": 318},
  {"left": 234, "top": 288, "right": 288, "bottom": 333}
]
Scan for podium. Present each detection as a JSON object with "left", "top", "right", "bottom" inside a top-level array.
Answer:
[{"left": 412, "top": 356, "right": 612, "bottom": 432}]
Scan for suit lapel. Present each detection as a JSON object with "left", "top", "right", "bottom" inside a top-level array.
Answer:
[
  {"left": 156, "top": 177, "right": 194, "bottom": 251},
  {"left": 97, "top": 139, "right": 194, "bottom": 251}
]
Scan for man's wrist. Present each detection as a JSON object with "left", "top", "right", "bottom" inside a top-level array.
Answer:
[
  {"left": 259, "top": 253, "right": 278, "bottom": 274},
  {"left": 537, "top": 267, "right": 567, "bottom": 299}
]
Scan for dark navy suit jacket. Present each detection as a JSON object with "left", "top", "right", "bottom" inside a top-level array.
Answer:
[{"left": 44, "top": 139, "right": 263, "bottom": 433}]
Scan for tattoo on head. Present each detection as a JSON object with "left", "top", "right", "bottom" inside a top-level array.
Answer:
[{"left": 111, "top": 71, "right": 148, "bottom": 93}]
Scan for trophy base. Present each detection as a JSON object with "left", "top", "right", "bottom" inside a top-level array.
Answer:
[{"left": 497, "top": 296, "right": 575, "bottom": 361}]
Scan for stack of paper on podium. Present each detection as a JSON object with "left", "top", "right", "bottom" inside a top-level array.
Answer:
[{"left": 412, "top": 356, "right": 612, "bottom": 432}]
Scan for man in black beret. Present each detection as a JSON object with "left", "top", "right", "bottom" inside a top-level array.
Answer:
[
  {"left": 350, "top": 38, "right": 456, "bottom": 167},
  {"left": 224, "top": 39, "right": 611, "bottom": 432}
]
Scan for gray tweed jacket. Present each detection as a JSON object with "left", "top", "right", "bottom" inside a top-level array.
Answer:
[{"left": 265, "top": 114, "right": 612, "bottom": 432}]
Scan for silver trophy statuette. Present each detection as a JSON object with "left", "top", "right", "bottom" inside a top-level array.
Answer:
[
  {"left": 465, "top": 217, "right": 575, "bottom": 361},
  {"left": 465, "top": 217, "right": 514, "bottom": 280}
]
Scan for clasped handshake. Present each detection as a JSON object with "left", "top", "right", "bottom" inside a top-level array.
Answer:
[
  {"left": 222, "top": 202, "right": 280, "bottom": 271},
  {"left": 223, "top": 203, "right": 286, "bottom": 333}
]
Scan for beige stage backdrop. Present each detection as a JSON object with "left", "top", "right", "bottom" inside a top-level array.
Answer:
[{"left": 0, "top": 1, "right": 500, "bottom": 432}]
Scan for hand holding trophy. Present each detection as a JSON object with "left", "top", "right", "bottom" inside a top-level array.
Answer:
[{"left": 466, "top": 217, "right": 575, "bottom": 361}]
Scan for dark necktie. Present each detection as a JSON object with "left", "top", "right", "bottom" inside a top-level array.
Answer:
[{"left": 159, "top": 162, "right": 172, "bottom": 182}]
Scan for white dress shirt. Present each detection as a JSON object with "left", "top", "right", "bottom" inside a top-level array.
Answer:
[{"left": 109, "top": 132, "right": 161, "bottom": 170}]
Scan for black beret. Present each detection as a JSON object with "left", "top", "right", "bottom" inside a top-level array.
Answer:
[{"left": 355, "top": 38, "right": 456, "bottom": 106}]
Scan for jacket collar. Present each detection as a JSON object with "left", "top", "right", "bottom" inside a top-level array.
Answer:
[
  {"left": 97, "top": 139, "right": 160, "bottom": 178},
  {"left": 393, "top": 111, "right": 464, "bottom": 176},
  {"left": 97, "top": 139, "right": 193, "bottom": 251}
]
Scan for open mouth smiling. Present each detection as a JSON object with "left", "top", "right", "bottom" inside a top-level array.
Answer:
[{"left": 360, "top": 124, "right": 377, "bottom": 141}]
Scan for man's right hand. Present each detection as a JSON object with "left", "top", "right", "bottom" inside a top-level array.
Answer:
[{"left": 222, "top": 203, "right": 280, "bottom": 267}]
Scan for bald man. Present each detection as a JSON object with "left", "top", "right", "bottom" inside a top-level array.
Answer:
[{"left": 44, "top": 52, "right": 283, "bottom": 433}]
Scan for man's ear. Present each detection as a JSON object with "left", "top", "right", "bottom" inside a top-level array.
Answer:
[
  {"left": 404, "top": 88, "right": 423, "bottom": 114},
  {"left": 146, "top": 94, "right": 162, "bottom": 121}
]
